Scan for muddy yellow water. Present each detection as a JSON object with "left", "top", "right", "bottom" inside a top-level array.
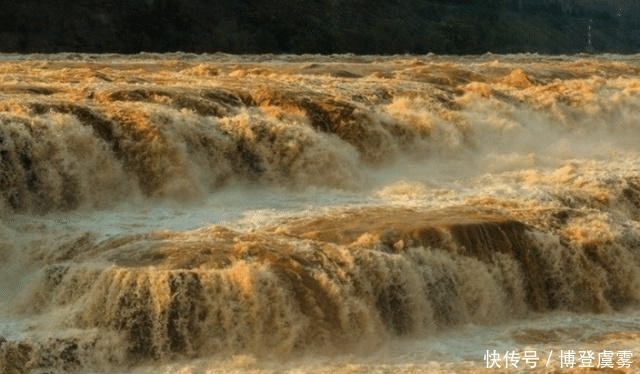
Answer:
[{"left": 0, "top": 53, "right": 638, "bottom": 373}]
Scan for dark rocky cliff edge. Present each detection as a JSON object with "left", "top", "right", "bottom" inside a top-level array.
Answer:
[{"left": 0, "top": 1, "right": 639, "bottom": 55}]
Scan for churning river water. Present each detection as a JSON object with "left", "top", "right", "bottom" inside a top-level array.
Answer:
[{"left": 0, "top": 53, "right": 639, "bottom": 373}]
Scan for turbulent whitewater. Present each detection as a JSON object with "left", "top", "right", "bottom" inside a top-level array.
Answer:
[{"left": 0, "top": 53, "right": 639, "bottom": 373}]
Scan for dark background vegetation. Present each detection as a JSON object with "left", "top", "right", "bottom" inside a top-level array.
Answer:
[{"left": 1, "top": 0, "right": 639, "bottom": 54}]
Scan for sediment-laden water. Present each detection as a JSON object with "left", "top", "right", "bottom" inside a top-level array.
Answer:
[{"left": 0, "top": 53, "right": 639, "bottom": 373}]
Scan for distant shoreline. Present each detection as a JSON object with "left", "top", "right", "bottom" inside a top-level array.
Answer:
[{"left": 1, "top": 1, "right": 639, "bottom": 54}]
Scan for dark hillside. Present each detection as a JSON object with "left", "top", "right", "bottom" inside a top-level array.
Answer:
[{"left": 0, "top": 0, "right": 638, "bottom": 54}]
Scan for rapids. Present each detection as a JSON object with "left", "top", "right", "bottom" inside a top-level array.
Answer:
[{"left": 0, "top": 53, "right": 639, "bottom": 373}]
